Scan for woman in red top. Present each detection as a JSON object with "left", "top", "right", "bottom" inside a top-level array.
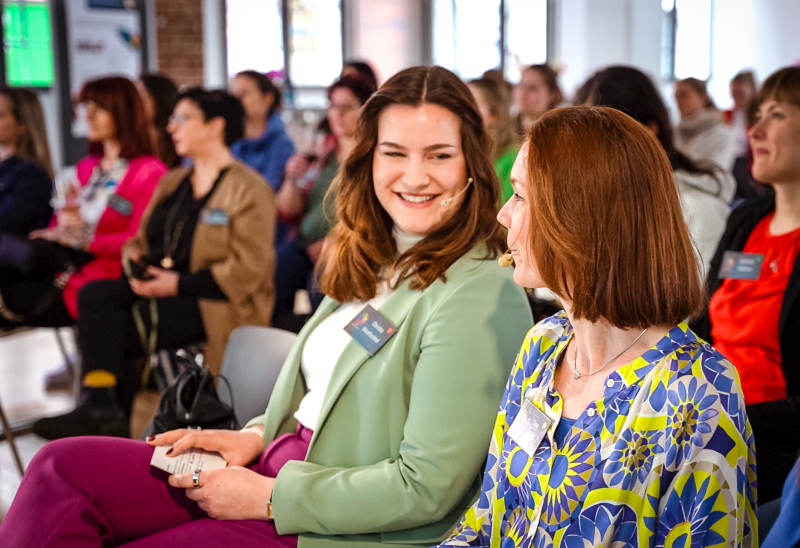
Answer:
[
  {"left": 691, "top": 66, "right": 800, "bottom": 503},
  {"left": 0, "top": 76, "right": 165, "bottom": 328}
]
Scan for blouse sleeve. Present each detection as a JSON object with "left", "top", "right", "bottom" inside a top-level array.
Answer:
[
  {"left": 652, "top": 360, "right": 758, "bottom": 547},
  {"left": 434, "top": 332, "right": 537, "bottom": 547}
]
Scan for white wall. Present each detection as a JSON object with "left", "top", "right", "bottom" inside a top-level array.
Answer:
[
  {"left": 708, "top": 0, "right": 800, "bottom": 109},
  {"left": 554, "top": 0, "right": 663, "bottom": 99},
  {"left": 345, "top": 0, "right": 424, "bottom": 85}
]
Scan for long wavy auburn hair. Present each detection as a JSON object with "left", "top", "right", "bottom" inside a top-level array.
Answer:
[{"left": 317, "top": 65, "right": 506, "bottom": 303}]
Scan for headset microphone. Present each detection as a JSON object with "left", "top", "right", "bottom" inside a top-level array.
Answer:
[
  {"left": 498, "top": 250, "right": 515, "bottom": 268},
  {"left": 441, "top": 178, "right": 473, "bottom": 207}
]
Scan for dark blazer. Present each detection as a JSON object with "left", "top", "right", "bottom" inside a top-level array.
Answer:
[{"left": 0, "top": 156, "right": 53, "bottom": 236}]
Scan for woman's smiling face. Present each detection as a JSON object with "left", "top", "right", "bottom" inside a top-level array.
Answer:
[
  {"left": 497, "top": 143, "right": 545, "bottom": 288},
  {"left": 372, "top": 103, "right": 470, "bottom": 237}
]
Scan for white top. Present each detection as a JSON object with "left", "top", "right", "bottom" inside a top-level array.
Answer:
[
  {"left": 675, "top": 110, "right": 737, "bottom": 172},
  {"left": 732, "top": 109, "right": 749, "bottom": 157},
  {"left": 293, "top": 227, "right": 424, "bottom": 430},
  {"left": 674, "top": 168, "right": 736, "bottom": 279}
]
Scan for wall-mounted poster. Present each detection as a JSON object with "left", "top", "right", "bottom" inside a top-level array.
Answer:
[{"left": 65, "top": 0, "right": 142, "bottom": 137}]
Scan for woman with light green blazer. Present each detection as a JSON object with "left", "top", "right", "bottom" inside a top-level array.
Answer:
[{"left": 2, "top": 66, "right": 532, "bottom": 548}]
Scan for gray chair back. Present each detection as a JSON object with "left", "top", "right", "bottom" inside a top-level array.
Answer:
[{"left": 218, "top": 326, "right": 298, "bottom": 427}]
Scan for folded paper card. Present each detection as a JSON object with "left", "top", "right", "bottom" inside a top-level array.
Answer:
[{"left": 150, "top": 445, "right": 228, "bottom": 475}]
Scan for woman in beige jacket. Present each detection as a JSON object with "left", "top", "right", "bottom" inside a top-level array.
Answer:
[{"left": 33, "top": 88, "right": 275, "bottom": 441}]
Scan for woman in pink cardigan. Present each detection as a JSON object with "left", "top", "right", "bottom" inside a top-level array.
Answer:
[{"left": 0, "top": 76, "right": 165, "bottom": 329}]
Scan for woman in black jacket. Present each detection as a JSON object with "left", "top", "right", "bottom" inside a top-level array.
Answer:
[
  {"left": 690, "top": 66, "right": 800, "bottom": 503},
  {"left": 0, "top": 87, "right": 53, "bottom": 237}
]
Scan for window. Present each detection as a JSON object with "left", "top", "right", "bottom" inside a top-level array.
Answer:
[
  {"left": 433, "top": 0, "right": 547, "bottom": 82},
  {"left": 662, "top": 0, "right": 713, "bottom": 81},
  {"left": 226, "top": 0, "right": 284, "bottom": 78},
  {"left": 226, "top": 0, "right": 342, "bottom": 90},
  {"left": 288, "top": 0, "right": 342, "bottom": 87},
  {"left": 503, "top": 0, "right": 547, "bottom": 82}
]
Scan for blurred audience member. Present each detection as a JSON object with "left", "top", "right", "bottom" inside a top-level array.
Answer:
[
  {"left": 137, "top": 73, "right": 180, "bottom": 168},
  {"left": 572, "top": 72, "right": 598, "bottom": 106},
  {"left": 588, "top": 66, "right": 735, "bottom": 276},
  {"left": 725, "top": 70, "right": 763, "bottom": 200},
  {"left": 272, "top": 75, "right": 376, "bottom": 330},
  {"left": 675, "top": 77, "right": 737, "bottom": 171},
  {"left": 341, "top": 59, "right": 378, "bottom": 89},
  {"left": 33, "top": 88, "right": 275, "bottom": 440},
  {"left": 0, "top": 88, "right": 54, "bottom": 237},
  {"left": 0, "top": 76, "right": 165, "bottom": 333},
  {"left": 231, "top": 70, "right": 295, "bottom": 191},
  {"left": 514, "top": 64, "right": 563, "bottom": 133},
  {"left": 469, "top": 77, "right": 519, "bottom": 203},
  {"left": 0, "top": 66, "right": 532, "bottom": 548},
  {"left": 691, "top": 66, "right": 800, "bottom": 503}
]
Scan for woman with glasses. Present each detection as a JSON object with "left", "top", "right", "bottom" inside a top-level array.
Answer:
[
  {"left": 32, "top": 88, "right": 275, "bottom": 440},
  {"left": 272, "top": 74, "right": 376, "bottom": 328}
]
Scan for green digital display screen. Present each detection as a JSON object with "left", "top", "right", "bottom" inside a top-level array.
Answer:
[{"left": 3, "top": 1, "right": 55, "bottom": 87}]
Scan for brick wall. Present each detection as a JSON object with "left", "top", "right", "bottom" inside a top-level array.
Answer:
[{"left": 155, "top": 0, "right": 204, "bottom": 87}]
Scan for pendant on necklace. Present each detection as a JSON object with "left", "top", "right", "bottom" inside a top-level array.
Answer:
[
  {"left": 161, "top": 257, "right": 174, "bottom": 270},
  {"left": 573, "top": 370, "right": 581, "bottom": 379}
]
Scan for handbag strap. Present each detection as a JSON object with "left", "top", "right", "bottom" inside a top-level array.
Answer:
[{"left": 133, "top": 299, "right": 158, "bottom": 388}]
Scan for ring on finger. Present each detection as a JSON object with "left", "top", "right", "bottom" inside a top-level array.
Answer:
[{"left": 192, "top": 469, "right": 202, "bottom": 489}]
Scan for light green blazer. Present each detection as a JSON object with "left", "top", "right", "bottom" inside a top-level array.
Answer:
[{"left": 245, "top": 246, "right": 533, "bottom": 547}]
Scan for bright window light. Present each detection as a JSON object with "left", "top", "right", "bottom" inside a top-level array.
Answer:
[
  {"left": 288, "top": 0, "right": 342, "bottom": 87},
  {"left": 226, "top": 0, "right": 284, "bottom": 78},
  {"left": 432, "top": 0, "right": 455, "bottom": 71},
  {"left": 453, "top": 0, "right": 501, "bottom": 79},
  {"left": 504, "top": 0, "right": 547, "bottom": 82},
  {"left": 674, "top": 0, "right": 712, "bottom": 80}
]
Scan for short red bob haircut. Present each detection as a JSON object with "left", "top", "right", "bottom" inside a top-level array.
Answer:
[
  {"left": 78, "top": 76, "right": 153, "bottom": 159},
  {"left": 525, "top": 106, "right": 704, "bottom": 329}
]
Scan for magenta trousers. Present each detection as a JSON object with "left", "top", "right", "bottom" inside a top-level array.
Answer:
[{"left": 0, "top": 425, "right": 313, "bottom": 547}]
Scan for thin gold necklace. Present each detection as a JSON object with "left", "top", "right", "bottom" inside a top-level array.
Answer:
[{"left": 571, "top": 328, "right": 648, "bottom": 380}]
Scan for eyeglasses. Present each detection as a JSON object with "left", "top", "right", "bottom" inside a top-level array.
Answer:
[
  {"left": 328, "top": 103, "right": 361, "bottom": 114},
  {"left": 168, "top": 113, "right": 202, "bottom": 126}
]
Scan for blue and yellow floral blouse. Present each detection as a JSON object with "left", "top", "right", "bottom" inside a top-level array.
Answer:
[{"left": 435, "top": 313, "right": 757, "bottom": 548}]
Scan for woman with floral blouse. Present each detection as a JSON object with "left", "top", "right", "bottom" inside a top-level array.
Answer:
[{"left": 435, "top": 106, "right": 757, "bottom": 548}]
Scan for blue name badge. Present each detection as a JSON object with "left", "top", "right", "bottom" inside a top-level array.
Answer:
[
  {"left": 344, "top": 304, "right": 397, "bottom": 356},
  {"left": 200, "top": 208, "right": 230, "bottom": 225},
  {"left": 719, "top": 251, "right": 764, "bottom": 280},
  {"left": 107, "top": 193, "right": 133, "bottom": 217}
]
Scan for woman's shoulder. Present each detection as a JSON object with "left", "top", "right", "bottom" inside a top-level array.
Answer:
[
  {"left": 440, "top": 245, "right": 518, "bottom": 289},
  {"left": 416, "top": 245, "right": 531, "bottom": 318},
  {"left": 656, "top": 327, "right": 748, "bottom": 429},
  {"left": 517, "top": 312, "right": 570, "bottom": 367}
]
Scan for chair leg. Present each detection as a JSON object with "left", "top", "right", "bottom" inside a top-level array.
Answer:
[
  {"left": 54, "top": 327, "right": 82, "bottom": 402},
  {"left": 0, "top": 397, "right": 25, "bottom": 476}
]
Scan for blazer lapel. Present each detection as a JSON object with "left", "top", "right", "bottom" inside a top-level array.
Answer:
[
  {"left": 261, "top": 297, "right": 339, "bottom": 440},
  {"left": 310, "top": 281, "right": 423, "bottom": 442}
]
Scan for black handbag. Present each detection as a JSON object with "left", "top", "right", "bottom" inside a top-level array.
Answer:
[{"left": 143, "top": 350, "right": 239, "bottom": 437}]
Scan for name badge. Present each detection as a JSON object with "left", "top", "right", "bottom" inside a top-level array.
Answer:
[
  {"left": 200, "top": 208, "right": 230, "bottom": 225},
  {"left": 107, "top": 194, "right": 133, "bottom": 217},
  {"left": 508, "top": 398, "right": 552, "bottom": 457},
  {"left": 344, "top": 304, "right": 397, "bottom": 356},
  {"left": 719, "top": 251, "right": 764, "bottom": 280}
]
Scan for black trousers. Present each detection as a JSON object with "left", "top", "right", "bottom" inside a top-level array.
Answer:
[
  {"left": 76, "top": 278, "right": 207, "bottom": 414},
  {"left": 748, "top": 399, "right": 800, "bottom": 504}
]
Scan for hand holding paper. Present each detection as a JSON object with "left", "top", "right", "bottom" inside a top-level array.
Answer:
[{"left": 150, "top": 445, "right": 227, "bottom": 474}]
